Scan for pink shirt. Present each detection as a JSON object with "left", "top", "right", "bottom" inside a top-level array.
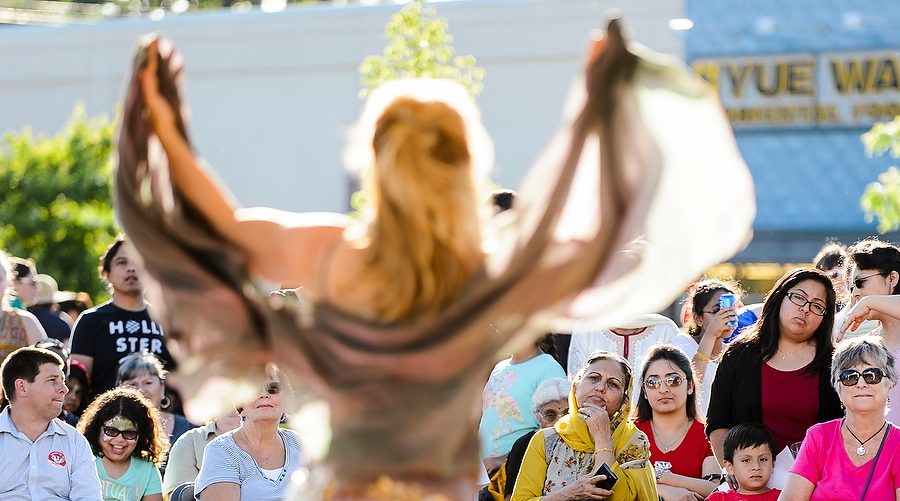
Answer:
[
  {"left": 791, "top": 419, "right": 900, "bottom": 500},
  {"left": 706, "top": 490, "right": 780, "bottom": 501}
]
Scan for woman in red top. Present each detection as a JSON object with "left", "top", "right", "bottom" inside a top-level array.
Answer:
[{"left": 634, "top": 344, "right": 719, "bottom": 501}]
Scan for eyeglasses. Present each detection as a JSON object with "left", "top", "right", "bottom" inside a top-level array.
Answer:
[
  {"left": 839, "top": 367, "right": 886, "bottom": 387},
  {"left": 852, "top": 272, "right": 886, "bottom": 291},
  {"left": 644, "top": 374, "right": 684, "bottom": 390},
  {"left": 785, "top": 292, "right": 827, "bottom": 316},
  {"left": 702, "top": 306, "right": 722, "bottom": 315},
  {"left": 102, "top": 425, "right": 139, "bottom": 441},
  {"left": 264, "top": 382, "right": 281, "bottom": 395},
  {"left": 538, "top": 409, "right": 569, "bottom": 421},
  {"left": 825, "top": 269, "right": 843, "bottom": 280}
]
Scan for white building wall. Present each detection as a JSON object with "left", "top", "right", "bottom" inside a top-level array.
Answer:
[{"left": 0, "top": 0, "right": 685, "bottom": 212}]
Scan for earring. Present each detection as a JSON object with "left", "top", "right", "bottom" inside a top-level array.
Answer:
[{"left": 160, "top": 395, "right": 171, "bottom": 410}]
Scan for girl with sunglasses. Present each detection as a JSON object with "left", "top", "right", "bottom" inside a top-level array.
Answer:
[
  {"left": 634, "top": 344, "right": 719, "bottom": 501},
  {"left": 195, "top": 373, "right": 305, "bottom": 501},
  {"left": 707, "top": 268, "right": 843, "bottom": 466},
  {"left": 834, "top": 238, "right": 900, "bottom": 341},
  {"left": 781, "top": 336, "right": 900, "bottom": 500},
  {"left": 77, "top": 386, "right": 168, "bottom": 501}
]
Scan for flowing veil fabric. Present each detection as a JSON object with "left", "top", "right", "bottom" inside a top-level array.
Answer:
[{"left": 115, "top": 20, "right": 754, "bottom": 497}]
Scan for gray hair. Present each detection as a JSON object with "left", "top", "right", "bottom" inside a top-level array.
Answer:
[
  {"left": 116, "top": 350, "right": 167, "bottom": 385},
  {"left": 831, "top": 335, "right": 897, "bottom": 392},
  {"left": 531, "top": 378, "right": 570, "bottom": 413}
]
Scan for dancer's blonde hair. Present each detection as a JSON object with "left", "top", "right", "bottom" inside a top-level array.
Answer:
[{"left": 345, "top": 79, "right": 493, "bottom": 323}]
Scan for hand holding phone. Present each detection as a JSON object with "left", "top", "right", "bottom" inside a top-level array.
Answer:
[{"left": 594, "top": 463, "right": 618, "bottom": 491}]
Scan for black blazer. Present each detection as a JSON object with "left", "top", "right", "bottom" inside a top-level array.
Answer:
[{"left": 706, "top": 340, "right": 843, "bottom": 437}]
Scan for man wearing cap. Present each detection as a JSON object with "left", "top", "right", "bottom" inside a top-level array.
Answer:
[
  {"left": 29, "top": 274, "right": 74, "bottom": 343},
  {"left": 0, "top": 346, "right": 102, "bottom": 500}
]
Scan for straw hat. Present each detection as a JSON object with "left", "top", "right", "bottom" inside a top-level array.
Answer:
[{"left": 34, "top": 274, "right": 77, "bottom": 306}]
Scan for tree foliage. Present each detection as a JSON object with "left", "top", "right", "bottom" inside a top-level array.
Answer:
[
  {"left": 358, "top": 0, "right": 485, "bottom": 98},
  {"left": 0, "top": 104, "right": 119, "bottom": 302},
  {"left": 861, "top": 116, "right": 900, "bottom": 233}
]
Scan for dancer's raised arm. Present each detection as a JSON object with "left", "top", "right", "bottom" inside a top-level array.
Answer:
[{"left": 138, "top": 38, "right": 347, "bottom": 288}]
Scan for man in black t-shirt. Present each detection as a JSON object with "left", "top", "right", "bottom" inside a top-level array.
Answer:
[{"left": 71, "top": 237, "right": 176, "bottom": 401}]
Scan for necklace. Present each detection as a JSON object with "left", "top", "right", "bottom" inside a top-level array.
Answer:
[
  {"left": 844, "top": 419, "right": 887, "bottom": 456},
  {"left": 651, "top": 419, "right": 692, "bottom": 453}
]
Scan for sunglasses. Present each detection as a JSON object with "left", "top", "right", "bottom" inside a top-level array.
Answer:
[
  {"left": 102, "top": 425, "right": 139, "bottom": 441},
  {"left": 644, "top": 374, "right": 684, "bottom": 390},
  {"left": 264, "top": 382, "right": 281, "bottom": 395},
  {"left": 852, "top": 272, "right": 886, "bottom": 291},
  {"left": 839, "top": 367, "right": 887, "bottom": 387}
]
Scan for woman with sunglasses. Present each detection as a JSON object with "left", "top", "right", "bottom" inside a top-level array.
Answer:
[
  {"left": 780, "top": 336, "right": 900, "bottom": 500},
  {"left": 634, "top": 345, "right": 719, "bottom": 501},
  {"left": 706, "top": 268, "right": 842, "bottom": 465},
  {"left": 835, "top": 238, "right": 900, "bottom": 340},
  {"left": 77, "top": 386, "right": 168, "bottom": 501},
  {"left": 195, "top": 374, "right": 305, "bottom": 501}
]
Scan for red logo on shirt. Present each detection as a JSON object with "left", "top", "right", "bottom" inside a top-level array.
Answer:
[{"left": 48, "top": 451, "right": 67, "bottom": 467}]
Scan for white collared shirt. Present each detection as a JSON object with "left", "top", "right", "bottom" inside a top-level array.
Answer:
[{"left": 0, "top": 406, "right": 102, "bottom": 500}]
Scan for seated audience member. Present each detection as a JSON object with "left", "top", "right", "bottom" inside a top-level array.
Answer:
[
  {"left": 480, "top": 333, "right": 565, "bottom": 472},
  {"left": 32, "top": 338, "right": 79, "bottom": 425},
  {"left": 0, "top": 252, "right": 48, "bottom": 365},
  {"left": 65, "top": 360, "right": 91, "bottom": 419},
  {"left": 511, "top": 351, "right": 657, "bottom": 501},
  {"left": 780, "top": 336, "right": 900, "bottom": 500},
  {"left": 707, "top": 423, "right": 780, "bottom": 501},
  {"left": 117, "top": 350, "right": 196, "bottom": 447},
  {"left": 77, "top": 386, "right": 168, "bottom": 501},
  {"left": 633, "top": 344, "right": 719, "bottom": 500},
  {"left": 9, "top": 257, "right": 38, "bottom": 310},
  {"left": 161, "top": 407, "right": 242, "bottom": 498},
  {"left": 707, "top": 269, "right": 842, "bottom": 464},
  {"left": 58, "top": 292, "right": 93, "bottom": 327},
  {"left": 481, "top": 377, "right": 569, "bottom": 501},
  {"left": 29, "top": 274, "right": 75, "bottom": 342},
  {"left": 812, "top": 241, "right": 848, "bottom": 311},
  {"left": 0, "top": 346, "right": 102, "bottom": 499},
  {"left": 836, "top": 238, "right": 900, "bottom": 340},
  {"left": 673, "top": 279, "right": 743, "bottom": 417},
  {"left": 567, "top": 314, "right": 679, "bottom": 385},
  {"left": 195, "top": 369, "right": 305, "bottom": 500}
]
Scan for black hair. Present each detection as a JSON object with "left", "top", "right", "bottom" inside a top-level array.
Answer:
[
  {"left": 0, "top": 347, "right": 64, "bottom": 403},
  {"left": 723, "top": 423, "right": 776, "bottom": 463},
  {"left": 490, "top": 189, "right": 516, "bottom": 213},
  {"left": 813, "top": 241, "right": 846, "bottom": 272},
  {"left": 685, "top": 278, "right": 743, "bottom": 338},
  {"left": 737, "top": 268, "right": 835, "bottom": 375},
  {"left": 99, "top": 236, "right": 127, "bottom": 277},
  {"left": 847, "top": 238, "right": 900, "bottom": 295},
  {"left": 10, "top": 257, "right": 36, "bottom": 281},
  {"left": 77, "top": 386, "right": 169, "bottom": 465},
  {"left": 536, "top": 333, "right": 557, "bottom": 359},
  {"left": 67, "top": 361, "right": 91, "bottom": 415},
  {"left": 635, "top": 344, "right": 699, "bottom": 422}
]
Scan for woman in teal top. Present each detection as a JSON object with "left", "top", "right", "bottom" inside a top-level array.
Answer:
[{"left": 78, "top": 386, "right": 169, "bottom": 501}]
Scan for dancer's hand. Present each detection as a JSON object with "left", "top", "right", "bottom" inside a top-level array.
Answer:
[{"left": 139, "top": 37, "right": 177, "bottom": 133}]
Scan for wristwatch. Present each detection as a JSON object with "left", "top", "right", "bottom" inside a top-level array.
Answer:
[{"left": 653, "top": 461, "right": 672, "bottom": 482}]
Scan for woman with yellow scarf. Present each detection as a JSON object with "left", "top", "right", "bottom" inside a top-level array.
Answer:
[{"left": 511, "top": 351, "right": 657, "bottom": 501}]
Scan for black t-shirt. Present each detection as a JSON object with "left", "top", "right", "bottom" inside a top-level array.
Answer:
[{"left": 70, "top": 301, "right": 176, "bottom": 400}]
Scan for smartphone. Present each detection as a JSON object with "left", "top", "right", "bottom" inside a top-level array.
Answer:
[
  {"left": 719, "top": 293, "right": 737, "bottom": 327},
  {"left": 594, "top": 463, "right": 618, "bottom": 490}
]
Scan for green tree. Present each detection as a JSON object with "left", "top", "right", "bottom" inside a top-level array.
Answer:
[
  {"left": 358, "top": 0, "right": 485, "bottom": 98},
  {"left": 0, "top": 104, "right": 119, "bottom": 302},
  {"left": 861, "top": 116, "right": 900, "bottom": 233}
]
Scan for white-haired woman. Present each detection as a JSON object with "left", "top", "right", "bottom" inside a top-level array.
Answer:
[{"left": 781, "top": 336, "right": 900, "bottom": 500}]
